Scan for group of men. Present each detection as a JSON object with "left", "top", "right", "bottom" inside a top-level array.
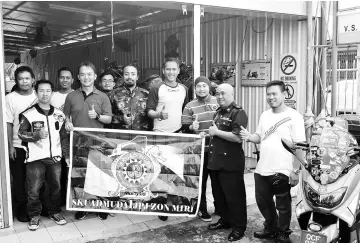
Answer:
[{"left": 6, "top": 57, "right": 305, "bottom": 243}]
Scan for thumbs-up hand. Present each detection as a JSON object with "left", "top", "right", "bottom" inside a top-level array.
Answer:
[
  {"left": 191, "top": 114, "right": 200, "bottom": 131},
  {"left": 39, "top": 126, "right": 49, "bottom": 139},
  {"left": 208, "top": 120, "right": 218, "bottom": 137},
  {"left": 159, "top": 105, "right": 168, "bottom": 120},
  {"left": 239, "top": 125, "right": 250, "bottom": 141},
  {"left": 88, "top": 104, "right": 98, "bottom": 119}
]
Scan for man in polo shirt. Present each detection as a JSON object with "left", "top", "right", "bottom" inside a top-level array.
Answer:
[
  {"left": 63, "top": 61, "right": 112, "bottom": 220},
  {"left": 146, "top": 57, "right": 188, "bottom": 221},
  {"left": 181, "top": 76, "right": 219, "bottom": 222}
]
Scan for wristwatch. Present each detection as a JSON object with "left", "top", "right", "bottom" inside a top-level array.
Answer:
[{"left": 95, "top": 113, "right": 100, "bottom": 120}]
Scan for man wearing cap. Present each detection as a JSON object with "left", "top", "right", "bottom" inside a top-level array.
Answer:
[
  {"left": 182, "top": 76, "right": 219, "bottom": 222},
  {"left": 207, "top": 83, "right": 248, "bottom": 242}
]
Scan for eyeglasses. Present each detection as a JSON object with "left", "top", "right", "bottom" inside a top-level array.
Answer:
[{"left": 102, "top": 80, "right": 114, "bottom": 84}]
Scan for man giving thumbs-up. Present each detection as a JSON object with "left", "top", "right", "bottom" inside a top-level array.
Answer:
[
  {"left": 207, "top": 83, "right": 248, "bottom": 242},
  {"left": 63, "top": 61, "right": 112, "bottom": 221}
]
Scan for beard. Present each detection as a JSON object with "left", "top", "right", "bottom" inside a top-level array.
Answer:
[{"left": 124, "top": 80, "right": 135, "bottom": 88}]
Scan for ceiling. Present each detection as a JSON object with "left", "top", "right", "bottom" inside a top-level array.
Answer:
[{"left": 1, "top": 1, "right": 191, "bottom": 55}]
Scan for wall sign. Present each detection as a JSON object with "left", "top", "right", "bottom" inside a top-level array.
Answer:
[
  {"left": 280, "top": 53, "right": 299, "bottom": 110},
  {"left": 209, "top": 62, "right": 236, "bottom": 87},
  {"left": 241, "top": 59, "right": 272, "bottom": 86},
  {"left": 337, "top": 9, "right": 360, "bottom": 44}
]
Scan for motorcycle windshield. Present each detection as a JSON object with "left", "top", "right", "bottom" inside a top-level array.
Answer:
[{"left": 309, "top": 127, "right": 353, "bottom": 184}]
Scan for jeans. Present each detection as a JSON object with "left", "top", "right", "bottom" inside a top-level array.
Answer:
[
  {"left": 60, "top": 157, "right": 69, "bottom": 205},
  {"left": 199, "top": 152, "right": 209, "bottom": 211},
  {"left": 254, "top": 173, "right": 292, "bottom": 232},
  {"left": 27, "top": 159, "right": 62, "bottom": 218},
  {"left": 10, "top": 147, "right": 27, "bottom": 214}
]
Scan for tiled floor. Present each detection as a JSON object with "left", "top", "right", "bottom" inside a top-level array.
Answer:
[{"left": 0, "top": 172, "right": 257, "bottom": 243}]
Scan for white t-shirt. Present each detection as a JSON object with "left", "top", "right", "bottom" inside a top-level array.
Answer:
[
  {"left": 51, "top": 91, "right": 73, "bottom": 111},
  {"left": 6, "top": 91, "right": 38, "bottom": 148},
  {"left": 147, "top": 83, "right": 187, "bottom": 133},
  {"left": 255, "top": 107, "right": 306, "bottom": 176}
]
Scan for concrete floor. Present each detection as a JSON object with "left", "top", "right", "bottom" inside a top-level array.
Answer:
[
  {"left": 0, "top": 171, "right": 258, "bottom": 243},
  {"left": 89, "top": 199, "right": 302, "bottom": 243}
]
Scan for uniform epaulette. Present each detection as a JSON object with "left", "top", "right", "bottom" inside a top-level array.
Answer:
[{"left": 234, "top": 105, "right": 242, "bottom": 110}]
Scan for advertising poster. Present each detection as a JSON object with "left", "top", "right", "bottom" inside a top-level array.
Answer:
[
  {"left": 241, "top": 59, "right": 272, "bottom": 86},
  {"left": 67, "top": 128, "right": 204, "bottom": 217}
]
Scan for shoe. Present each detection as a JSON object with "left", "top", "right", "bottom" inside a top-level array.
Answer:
[
  {"left": 276, "top": 231, "right": 291, "bottom": 243},
  {"left": 207, "top": 222, "right": 231, "bottom": 230},
  {"left": 198, "top": 209, "right": 212, "bottom": 222},
  {"left": 49, "top": 213, "right": 67, "bottom": 225},
  {"left": 28, "top": 216, "right": 40, "bottom": 231},
  {"left": 228, "top": 230, "right": 244, "bottom": 242},
  {"left": 97, "top": 212, "right": 108, "bottom": 220},
  {"left": 158, "top": 216, "right": 168, "bottom": 221},
  {"left": 254, "top": 228, "right": 278, "bottom": 239},
  {"left": 16, "top": 213, "right": 30, "bottom": 222},
  {"left": 75, "top": 211, "right": 88, "bottom": 220}
]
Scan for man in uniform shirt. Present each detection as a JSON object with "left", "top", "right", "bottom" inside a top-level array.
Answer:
[
  {"left": 207, "top": 83, "right": 248, "bottom": 242},
  {"left": 63, "top": 61, "right": 112, "bottom": 220},
  {"left": 108, "top": 65, "right": 150, "bottom": 130},
  {"left": 181, "top": 76, "right": 219, "bottom": 222}
]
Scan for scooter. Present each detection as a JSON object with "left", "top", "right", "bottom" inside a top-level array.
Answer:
[{"left": 282, "top": 116, "right": 360, "bottom": 243}]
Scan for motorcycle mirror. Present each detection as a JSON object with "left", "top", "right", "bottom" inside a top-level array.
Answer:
[
  {"left": 282, "top": 138, "right": 308, "bottom": 168},
  {"left": 281, "top": 138, "right": 296, "bottom": 155}
]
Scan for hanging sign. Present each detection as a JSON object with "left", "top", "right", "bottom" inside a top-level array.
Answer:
[{"left": 280, "top": 53, "right": 299, "bottom": 109}]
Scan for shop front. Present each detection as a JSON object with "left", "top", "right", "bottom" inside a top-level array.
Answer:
[{"left": 0, "top": 1, "right": 310, "bottom": 228}]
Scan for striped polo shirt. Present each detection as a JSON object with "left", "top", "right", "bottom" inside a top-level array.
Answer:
[{"left": 181, "top": 95, "right": 219, "bottom": 134}]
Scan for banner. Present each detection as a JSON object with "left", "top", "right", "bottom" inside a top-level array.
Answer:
[{"left": 67, "top": 128, "right": 204, "bottom": 217}]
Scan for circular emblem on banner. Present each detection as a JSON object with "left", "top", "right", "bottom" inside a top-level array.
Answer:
[
  {"left": 281, "top": 55, "right": 297, "bottom": 75},
  {"left": 113, "top": 152, "right": 154, "bottom": 189}
]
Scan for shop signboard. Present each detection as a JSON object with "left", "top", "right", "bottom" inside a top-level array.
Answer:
[
  {"left": 280, "top": 53, "right": 299, "bottom": 109},
  {"left": 337, "top": 9, "right": 360, "bottom": 44},
  {"left": 67, "top": 128, "right": 204, "bottom": 217},
  {"left": 241, "top": 59, "right": 272, "bottom": 86}
]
